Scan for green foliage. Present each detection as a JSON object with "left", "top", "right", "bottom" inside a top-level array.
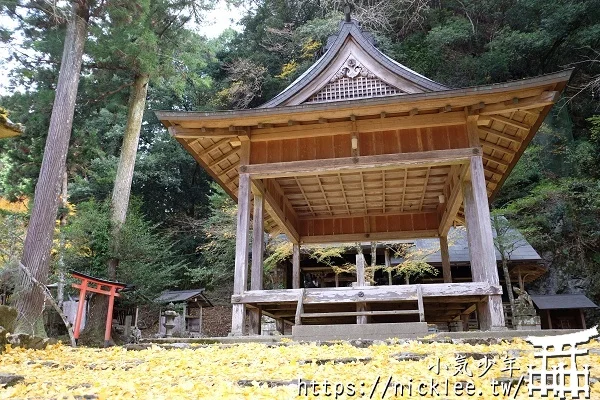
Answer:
[
  {"left": 425, "top": 17, "right": 473, "bottom": 49},
  {"left": 0, "top": 209, "right": 27, "bottom": 291},
  {"left": 263, "top": 241, "right": 347, "bottom": 276},
  {"left": 63, "top": 199, "right": 189, "bottom": 303},
  {"left": 390, "top": 243, "right": 439, "bottom": 283},
  {"left": 307, "top": 245, "right": 348, "bottom": 267},
  {"left": 186, "top": 183, "right": 237, "bottom": 289},
  {"left": 502, "top": 179, "right": 600, "bottom": 297},
  {"left": 263, "top": 240, "right": 292, "bottom": 274}
]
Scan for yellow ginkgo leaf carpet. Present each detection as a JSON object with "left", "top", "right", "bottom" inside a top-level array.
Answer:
[{"left": 1, "top": 338, "right": 599, "bottom": 399}]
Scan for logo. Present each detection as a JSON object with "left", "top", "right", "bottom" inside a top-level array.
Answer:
[{"left": 526, "top": 326, "right": 598, "bottom": 399}]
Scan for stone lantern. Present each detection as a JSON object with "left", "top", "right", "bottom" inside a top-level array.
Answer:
[{"left": 162, "top": 302, "right": 178, "bottom": 338}]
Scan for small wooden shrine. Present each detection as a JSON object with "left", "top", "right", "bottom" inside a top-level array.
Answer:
[
  {"left": 155, "top": 289, "right": 213, "bottom": 336},
  {"left": 156, "top": 18, "right": 571, "bottom": 336}
]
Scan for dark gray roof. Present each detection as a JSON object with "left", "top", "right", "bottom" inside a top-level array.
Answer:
[
  {"left": 260, "top": 20, "right": 448, "bottom": 108},
  {"left": 531, "top": 294, "right": 598, "bottom": 310},
  {"left": 155, "top": 289, "right": 213, "bottom": 307},
  {"left": 390, "top": 226, "right": 542, "bottom": 265}
]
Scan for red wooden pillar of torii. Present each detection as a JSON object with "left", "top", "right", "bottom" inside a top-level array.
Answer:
[{"left": 71, "top": 272, "right": 127, "bottom": 347}]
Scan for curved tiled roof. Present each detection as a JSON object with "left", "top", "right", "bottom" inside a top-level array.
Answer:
[{"left": 260, "top": 20, "right": 448, "bottom": 108}]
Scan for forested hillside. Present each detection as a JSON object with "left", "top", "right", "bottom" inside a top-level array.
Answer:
[{"left": 1, "top": 0, "right": 599, "bottom": 321}]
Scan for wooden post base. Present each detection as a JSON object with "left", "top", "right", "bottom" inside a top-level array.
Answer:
[
  {"left": 275, "top": 319, "right": 285, "bottom": 335},
  {"left": 230, "top": 303, "right": 246, "bottom": 336},
  {"left": 477, "top": 295, "right": 507, "bottom": 331},
  {"left": 248, "top": 308, "right": 262, "bottom": 335}
]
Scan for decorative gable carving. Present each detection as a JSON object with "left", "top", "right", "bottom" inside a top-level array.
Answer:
[
  {"left": 331, "top": 57, "right": 375, "bottom": 80},
  {"left": 304, "top": 57, "right": 404, "bottom": 103}
]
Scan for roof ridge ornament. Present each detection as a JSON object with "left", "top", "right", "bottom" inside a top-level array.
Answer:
[{"left": 344, "top": 2, "right": 352, "bottom": 23}]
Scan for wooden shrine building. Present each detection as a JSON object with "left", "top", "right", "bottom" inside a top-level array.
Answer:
[{"left": 156, "top": 18, "right": 571, "bottom": 336}]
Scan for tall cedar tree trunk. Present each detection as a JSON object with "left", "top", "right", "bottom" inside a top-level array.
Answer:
[
  {"left": 79, "top": 74, "right": 149, "bottom": 345},
  {"left": 501, "top": 256, "right": 516, "bottom": 319},
  {"left": 57, "top": 171, "right": 69, "bottom": 309},
  {"left": 492, "top": 217, "right": 516, "bottom": 321},
  {"left": 13, "top": 1, "right": 89, "bottom": 336}
]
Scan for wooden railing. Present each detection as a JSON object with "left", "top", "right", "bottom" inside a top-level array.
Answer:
[
  {"left": 232, "top": 282, "right": 502, "bottom": 305},
  {"left": 294, "top": 285, "right": 426, "bottom": 325}
]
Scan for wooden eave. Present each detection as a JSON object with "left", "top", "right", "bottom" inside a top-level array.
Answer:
[
  {"left": 157, "top": 69, "right": 571, "bottom": 242},
  {"left": 157, "top": 70, "right": 570, "bottom": 127}
]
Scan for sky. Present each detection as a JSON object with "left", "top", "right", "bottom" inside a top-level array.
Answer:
[
  {"left": 199, "top": 1, "right": 247, "bottom": 38},
  {"left": 0, "top": 1, "right": 246, "bottom": 96}
]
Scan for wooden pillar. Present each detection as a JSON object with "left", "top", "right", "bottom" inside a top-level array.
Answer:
[
  {"left": 251, "top": 193, "right": 264, "bottom": 290},
  {"left": 231, "top": 139, "right": 252, "bottom": 335},
  {"left": 517, "top": 268, "right": 524, "bottom": 291},
  {"left": 461, "top": 313, "right": 470, "bottom": 331},
  {"left": 104, "top": 286, "right": 116, "bottom": 347},
  {"left": 384, "top": 248, "right": 392, "bottom": 285},
  {"left": 463, "top": 153, "right": 505, "bottom": 331},
  {"left": 292, "top": 244, "right": 301, "bottom": 289},
  {"left": 580, "top": 309, "right": 586, "bottom": 329},
  {"left": 124, "top": 315, "right": 132, "bottom": 339},
  {"left": 248, "top": 307, "right": 262, "bottom": 335},
  {"left": 439, "top": 235, "right": 452, "bottom": 283},
  {"left": 199, "top": 306, "right": 203, "bottom": 336},
  {"left": 275, "top": 318, "right": 285, "bottom": 334},
  {"left": 356, "top": 251, "right": 367, "bottom": 324},
  {"left": 73, "top": 279, "right": 88, "bottom": 341},
  {"left": 546, "top": 309, "right": 552, "bottom": 329},
  {"left": 356, "top": 249, "right": 365, "bottom": 286},
  {"left": 370, "top": 242, "right": 376, "bottom": 282},
  {"left": 181, "top": 303, "right": 187, "bottom": 333},
  {"left": 249, "top": 193, "right": 264, "bottom": 335}
]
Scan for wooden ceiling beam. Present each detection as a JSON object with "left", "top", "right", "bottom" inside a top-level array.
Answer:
[
  {"left": 300, "top": 229, "right": 440, "bottom": 245},
  {"left": 169, "top": 125, "right": 239, "bottom": 138},
  {"left": 481, "top": 140, "right": 516, "bottom": 156},
  {"left": 338, "top": 174, "right": 351, "bottom": 214},
  {"left": 483, "top": 164, "right": 504, "bottom": 180},
  {"left": 439, "top": 163, "right": 468, "bottom": 237},
  {"left": 208, "top": 147, "right": 239, "bottom": 167},
  {"left": 418, "top": 167, "right": 431, "bottom": 211},
  {"left": 244, "top": 148, "right": 480, "bottom": 179},
  {"left": 298, "top": 210, "right": 439, "bottom": 221},
  {"left": 220, "top": 160, "right": 240, "bottom": 175},
  {"left": 481, "top": 152, "right": 510, "bottom": 167},
  {"left": 196, "top": 137, "right": 232, "bottom": 156},
  {"left": 252, "top": 179, "right": 300, "bottom": 243},
  {"left": 478, "top": 126, "right": 522, "bottom": 144},
  {"left": 293, "top": 176, "right": 316, "bottom": 217},
  {"left": 488, "top": 115, "right": 530, "bottom": 131},
  {"left": 249, "top": 111, "right": 466, "bottom": 142},
  {"left": 479, "top": 91, "right": 559, "bottom": 115}
]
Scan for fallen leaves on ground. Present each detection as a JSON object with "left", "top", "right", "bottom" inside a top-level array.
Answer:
[{"left": 1, "top": 338, "right": 599, "bottom": 399}]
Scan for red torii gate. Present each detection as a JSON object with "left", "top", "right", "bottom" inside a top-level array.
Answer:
[{"left": 71, "top": 272, "right": 127, "bottom": 347}]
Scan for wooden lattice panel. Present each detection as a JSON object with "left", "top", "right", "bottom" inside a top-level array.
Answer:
[
  {"left": 305, "top": 75, "right": 404, "bottom": 103},
  {"left": 275, "top": 165, "right": 453, "bottom": 219}
]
